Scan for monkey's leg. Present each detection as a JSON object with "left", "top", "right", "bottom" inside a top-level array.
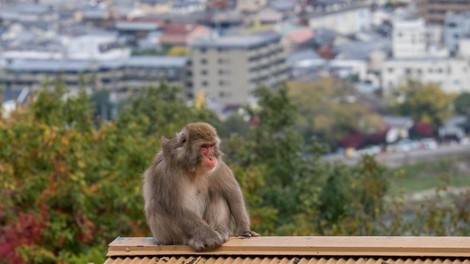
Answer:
[
  {"left": 147, "top": 213, "right": 187, "bottom": 245},
  {"left": 204, "top": 196, "right": 231, "bottom": 242}
]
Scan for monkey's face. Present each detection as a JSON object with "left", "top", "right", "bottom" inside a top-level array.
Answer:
[
  {"left": 199, "top": 142, "right": 218, "bottom": 171},
  {"left": 163, "top": 122, "right": 221, "bottom": 173}
]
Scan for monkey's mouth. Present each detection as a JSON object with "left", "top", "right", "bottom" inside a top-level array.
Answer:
[{"left": 202, "top": 154, "right": 217, "bottom": 169}]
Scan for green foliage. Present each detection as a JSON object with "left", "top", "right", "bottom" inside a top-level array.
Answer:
[
  {"left": 1, "top": 81, "right": 469, "bottom": 263},
  {"left": 117, "top": 83, "right": 221, "bottom": 137},
  {"left": 390, "top": 81, "right": 455, "bottom": 128},
  {"left": 287, "top": 78, "right": 383, "bottom": 148},
  {"left": 317, "top": 156, "right": 388, "bottom": 235},
  {"left": 454, "top": 92, "right": 470, "bottom": 117},
  {"left": 0, "top": 82, "right": 220, "bottom": 262}
]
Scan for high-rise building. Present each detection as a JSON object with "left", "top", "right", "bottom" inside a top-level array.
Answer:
[{"left": 188, "top": 31, "right": 288, "bottom": 107}]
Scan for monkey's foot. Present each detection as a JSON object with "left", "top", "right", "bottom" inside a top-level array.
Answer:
[
  {"left": 188, "top": 236, "right": 224, "bottom": 252},
  {"left": 214, "top": 229, "right": 230, "bottom": 243}
]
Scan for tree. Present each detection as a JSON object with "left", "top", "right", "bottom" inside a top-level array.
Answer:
[
  {"left": 0, "top": 83, "right": 222, "bottom": 263},
  {"left": 223, "top": 86, "right": 331, "bottom": 234},
  {"left": 117, "top": 83, "right": 222, "bottom": 137},
  {"left": 287, "top": 78, "right": 383, "bottom": 148},
  {"left": 391, "top": 81, "right": 455, "bottom": 129},
  {"left": 2, "top": 81, "right": 468, "bottom": 264},
  {"left": 453, "top": 92, "right": 470, "bottom": 117}
]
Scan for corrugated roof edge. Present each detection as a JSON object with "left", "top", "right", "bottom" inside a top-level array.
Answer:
[{"left": 107, "top": 236, "right": 470, "bottom": 258}]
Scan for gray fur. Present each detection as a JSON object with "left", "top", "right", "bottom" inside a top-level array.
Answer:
[{"left": 143, "top": 122, "right": 259, "bottom": 251}]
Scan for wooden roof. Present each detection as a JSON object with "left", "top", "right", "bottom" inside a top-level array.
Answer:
[{"left": 105, "top": 236, "right": 470, "bottom": 264}]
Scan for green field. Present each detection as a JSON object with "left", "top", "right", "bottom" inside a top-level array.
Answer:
[{"left": 389, "top": 154, "right": 470, "bottom": 194}]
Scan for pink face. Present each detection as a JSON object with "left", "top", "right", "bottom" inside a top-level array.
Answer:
[{"left": 200, "top": 143, "right": 217, "bottom": 170}]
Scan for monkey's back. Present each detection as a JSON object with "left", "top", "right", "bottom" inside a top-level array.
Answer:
[{"left": 143, "top": 151, "right": 191, "bottom": 244}]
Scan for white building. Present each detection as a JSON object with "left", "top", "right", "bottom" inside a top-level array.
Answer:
[
  {"left": 64, "top": 34, "right": 131, "bottom": 61},
  {"left": 381, "top": 17, "right": 470, "bottom": 95},
  {"left": 1, "top": 34, "right": 131, "bottom": 62},
  {"left": 392, "top": 18, "right": 448, "bottom": 59},
  {"left": 381, "top": 57, "right": 470, "bottom": 94},
  {"left": 443, "top": 11, "right": 470, "bottom": 55},
  {"left": 237, "top": 0, "right": 267, "bottom": 13},
  {"left": 392, "top": 18, "right": 427, "bottom": 58},
  {"left": 308, "top": 5, "right": 371, "bottom": 35}
]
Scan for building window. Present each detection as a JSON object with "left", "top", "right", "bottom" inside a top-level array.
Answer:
[
  {"left": 200, "top": 48, "right": 207, "bottom": 53},
  {"left": 388, "top": 68, "right": 394, "bottom": 73},
  {"left": 201, "top": 69, "right": 208, "bottom": 75},
  {"left": 405, "top": 68, "right": 411, "bottom": 75},
  {"left": 202, "top": 80, "right": 208, "bottom": 87},
  {"left": 218, "top": 69, "right": 230, "bottom": 75},
  {"left": 447, "top": 22, "right": 457, "bottom": 28},
  {"left": 218, "top": 58, "right": 229, "bottom": 64},
  {"left": 219, "top": 91, "right": 226, "bottom": 97}
]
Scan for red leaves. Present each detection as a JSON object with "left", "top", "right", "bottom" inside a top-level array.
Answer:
[
  {"left": 0, "top": 206, "right": 48, "bottom": 263},
  {"left": 75, "top": 211, "right": 95, "bottom": 244}
]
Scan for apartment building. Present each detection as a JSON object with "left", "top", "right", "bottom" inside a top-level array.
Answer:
[
  {"left": 189, "top": 31, "right": 288, "bottom": 107},
  {"left": 1, "top": 56, "right": 187, "bottom": 95},
  {"left": 416, "top": 0, "right": 470, "bottom": 24},
  {"left": 381, "top": 57, "right": 470, "bottom": 95}
]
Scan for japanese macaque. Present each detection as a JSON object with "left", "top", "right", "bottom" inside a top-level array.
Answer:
[{"left": 143, "top": 122, "right": 259, "bottom": 251}]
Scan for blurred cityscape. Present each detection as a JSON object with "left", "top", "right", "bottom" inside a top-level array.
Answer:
[{"left": 1, "top": 0, "right": 469, "bottom": 161}]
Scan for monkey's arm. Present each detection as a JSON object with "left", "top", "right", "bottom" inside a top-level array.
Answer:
[
  {"left": 214, "top": 162, "right": 259, "bottom": 237},
  {"left": 159, "top": 178, "right": 224, "bottom": 239},
  {"left": 146, "top": 164, "right": 224, "bottom": 251}
]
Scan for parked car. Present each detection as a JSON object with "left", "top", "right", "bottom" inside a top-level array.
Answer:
[{"left": 419, "top": 138, "right": 438, "bottom": 150}]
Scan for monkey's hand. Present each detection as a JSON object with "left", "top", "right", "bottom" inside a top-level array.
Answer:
[
  {"left": 188, "top": 227, "right": 224, "bottom": 251},
  {"left": 237, "top": 230, "right": 260, "bottom": 237}
]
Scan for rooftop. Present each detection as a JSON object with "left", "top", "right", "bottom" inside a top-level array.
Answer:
[
  {"left": 126, "top": 56, "right": 187, "bottom": 68},
  {"left": 191, "top": 31, "right": 281, "bottom": 49},
  {"left": 105, "top": 236, "right": 470, "bottom": 264},
  {"left": 4, "top": 56, "right": 187, "bottom": 72}
]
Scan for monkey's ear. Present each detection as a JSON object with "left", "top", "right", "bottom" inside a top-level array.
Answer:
[
  {"left": 160, "top": 136, "right": 170, "bottom": 145},
  {"left": 176, "top": 130, "right": 188, "bottom": 144}
]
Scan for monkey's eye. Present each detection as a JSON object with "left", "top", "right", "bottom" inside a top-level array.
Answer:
[{"left": 201, "top": 144, "right": 208, "bottom": 148}]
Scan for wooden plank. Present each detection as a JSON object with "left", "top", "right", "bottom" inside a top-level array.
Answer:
[{"left": 107, "top": 236, "right": 470, "bottom": 258}]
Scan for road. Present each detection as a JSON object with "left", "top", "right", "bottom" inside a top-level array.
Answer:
[{"left": 324, "top": 143, "right": 470, "bottom": 167}]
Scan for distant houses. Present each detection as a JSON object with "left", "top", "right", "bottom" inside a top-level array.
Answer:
[
  {"left": 1, "top": 0, "right": 470, "bottom": 115},
  {"left": 381, "top": 17, "right": 470, "bottom": 95}
]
